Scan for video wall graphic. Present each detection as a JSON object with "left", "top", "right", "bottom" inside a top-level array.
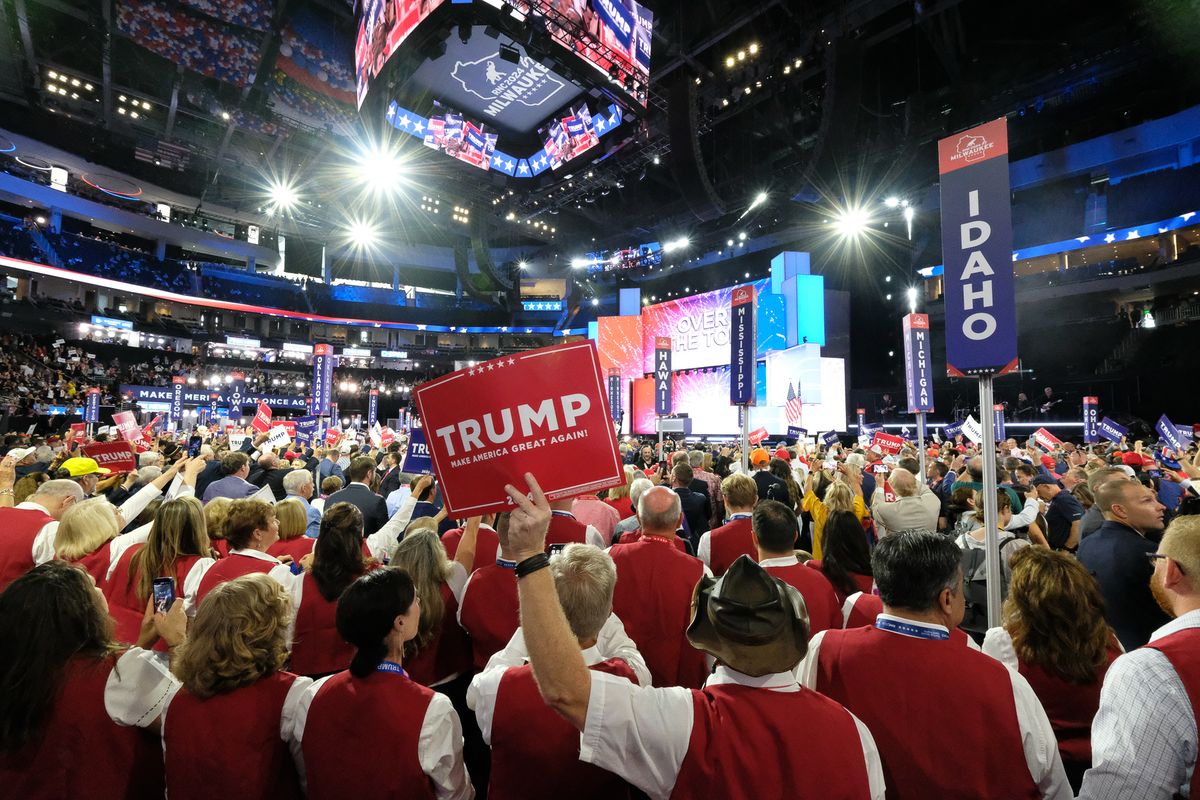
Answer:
[
  {"left": 422, "top": 110, "right": 498, "bottom": 171},
  {"left": 539, "top": 103, "right": 600, "bottom": 169},
  {"left": 356, "top": 0, "right": 447, "bottom": 107}
]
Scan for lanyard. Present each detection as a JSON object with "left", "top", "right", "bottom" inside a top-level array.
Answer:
[
  {"left": 641, "top": 534, "right": 675, "bottom": 546},
  {"left": 874, "top": 617, "right": 950, "bottom": 640},
  {"left": 724, "top": 513, "right": 753, "bottom": 524},
  {"left": 377, "top": 661, "right": 408, "bottom": 677},
  {"left": 551, "top": 511, "right": 576, "bottom": 519}
]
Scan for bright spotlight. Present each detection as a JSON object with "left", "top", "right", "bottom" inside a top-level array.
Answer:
[
  {"left": 346, "top": 219, "right": 379, "bottom": 248},
  {"left": 662, "top": 236, "right": 689, "bottom": 253},
  {"left": 831, "top": 206, "right": 871, "bottom": 238},
  {"left": 591, "top": 298, "right": 599, "bottom": 306},
  {"left": 517, "top": 260, "right": 529, "bottom": 270},
  {"left": 571, "top": 258, "right": 588, "bottom": 269},
  {"left": 737, "top": 231, "right": 747, "bottom": 241},
  {"left": 884, "top": 196, "right": 900, "bottom": 208},
  {"left": 355, "top": 145, "right": 404, "bottom": 194},
  {"left": 268, "top": 180, "right": 299, "bottom": 212}
]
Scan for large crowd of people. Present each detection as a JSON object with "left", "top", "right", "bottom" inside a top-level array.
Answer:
[{"left": 0, "top": 413, "right": 1197, "bottom": 798}]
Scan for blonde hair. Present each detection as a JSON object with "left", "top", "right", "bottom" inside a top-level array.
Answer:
[
  {"left": 607, "top": 466, "right": 635, "bottom": 501},
  {"left": 389, "top": 528, "right": 450, "bottom": 655},
  {"left": 721, "top": 472, "right": 758, "bottom": 509},
  {"left": 55, "top": 498, "right": 121, "bottom": 561},
  {"left": 172, "top": 574, "right": 292, "bottom": 699},
  {"left": 1161, "top": 515, "right": 1200, "bottom": 586},
  {"left": 129, "top": 496, "right": 210, "bottom": 603},
  {"left": 273, "top": 499, "right": 307, "bottom": 541},
  {"left": 203, "top": 497, "right": 232, "bottom": 541},
  {"left": 551, "top": 544, "right": 615, "bottom": 641},
  {"left": 823, "top": 480, "right": 856, "bottom": 514}
]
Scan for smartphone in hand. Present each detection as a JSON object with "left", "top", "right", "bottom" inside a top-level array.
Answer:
[{"left": 152, "top": 576, "right": 176, "bottom": 613}]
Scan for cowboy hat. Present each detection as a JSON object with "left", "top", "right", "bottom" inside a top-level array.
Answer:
[{"left": 686, "top": 556, "right": 809, "bottom": 677}]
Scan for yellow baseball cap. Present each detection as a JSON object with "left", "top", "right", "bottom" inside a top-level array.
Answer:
[{"left": 60, "top": 457, "right": 111, "bottom": 477}]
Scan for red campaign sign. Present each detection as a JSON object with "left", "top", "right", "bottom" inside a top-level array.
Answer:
[
  {"left": 871, "top": 431, "right": 906, "bottom": 455},
  {"left": 70, "top": 422, "right": 86, "bottom": 434},
  {"left": 251, "top": 403, "right": 273, "bottom": 433},
  {"left": 748, "top": 427, "right": 769, "bottom": 445},
  {"left": 325, "top": 429, "right": 340, "bottom": 447},
  {"left": 380, "top": 427, "right": 395, "bottom": 448},
  {"left": 414, "top": 341, "right": 624, "bottom": 517},
  {"left": 82, "top": 441, "right": 137, "bottom": 473},
  {"left": 112, "top": 411, "right": 142, "bottom": 444},
  {"left": 271, "top": 420, "right": 297, "bottom": 436},
  {"left": 1033, "top": 427, "right": 1063, "bottom": 451}
]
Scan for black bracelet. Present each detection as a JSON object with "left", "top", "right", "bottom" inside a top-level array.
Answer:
[{"left": 514, "top": 552, "right": 551, "bottom": 579}]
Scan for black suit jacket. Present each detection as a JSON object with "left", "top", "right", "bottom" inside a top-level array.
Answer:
[
  {"left": 324, "top": 482, "right": 389, "bottom": 536},
  {"left": 674, "top": 487, "right": 710, "bottom": 540},
  {"left": 378, "top": 466, "right": 402, "bottom": 499},
  {"left": 1077, "top": 520, "right": 1171, "bottom": 651}
]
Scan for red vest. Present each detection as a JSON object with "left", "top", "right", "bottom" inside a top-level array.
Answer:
[
  {"left": 609, "top": 537, "right": 709, "bottom": 688},
  {"left": 0, "top": 506, "right": 53, "bottom": 592},
  {"left": 458, "top": 564, "right": 519, "bottom": 671},
  {"left": 289, "top": 572, "right": 357, "bottom": 677},
  {"left": 1145, "top": 628, "right": 1200, "bottom": 797},
  {"left": 104, "top": 545, "right": 206, "bottom": 646},
  {"left": 490, "top": 658, "right": 637, "bottom": 800},
  {"left": 546, "top": 513, "right": 588, "bottom": 551},
  {"left": 0, "top": 655, "right": 164, "bottom": 800},
  {"left": 73, "top": 538, "right": 114, "bottom": 584},
  {"left": 405, "top": 581, "right": 473, "bottom": 686},
  {"left": 267, "top": 537, "right": 315, "bottom": 563},
  {"left": 708, "top": 517, "right": 756, "bottom": 576},
  {"left": 164, "top": 672, "right": 303, "bottom": 800},
  {"left": 1017, "top": 639, "right": 1120, "bottom": 769},
  {"left": 301, "top": 669, "right": 437, "bottom": 800},
  {"left": 213, "top": 539, "right": 230, "bottom": 558},
  {"left": 442, "top": 526, "right": 500, "bottom": 571},
  {"left": 618, "top": 529, "right": 689, "bottom": 552},
  {"left": 816, "top": 626, "right": 1039, "bottom": 800},
  {"left": 762, "top": 562, "right": 842, "bottom": 636},
  {"left": 842, "top": 592, "right": 883, "bottom": 628},
  {"left": 672, "top": 683, "right": 873, "bottom": 799},
  {"left": 195, "top": 552, "right": 280, "bottom": 607}
]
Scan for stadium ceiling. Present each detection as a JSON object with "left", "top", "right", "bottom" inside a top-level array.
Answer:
[{"left": 0, "top": 0, "right": 1198, "bottom": 271}]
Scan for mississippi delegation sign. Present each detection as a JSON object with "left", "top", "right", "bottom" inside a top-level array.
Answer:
[{"left": 413, "top": 341, "right": 624, "bottom": 516}]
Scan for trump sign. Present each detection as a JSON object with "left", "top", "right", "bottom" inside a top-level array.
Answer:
[
  {"left": 413, "top": 341, "right": 624, "bottom": 516},
  {"left": 938, "top": 118, "right": 1018, "bottom": 376}
]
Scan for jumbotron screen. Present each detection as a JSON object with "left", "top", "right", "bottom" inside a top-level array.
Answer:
[
  {"left": 356, "top": 0, "right": 653, "bottom": 109},
  {"left": 538, "top": 103, "right": 600, "bottom": 169},
  {"left": 583, "top": 242, "right": 662, "bottom": 274},
  {"left": 423, "top": 108, "right": 498, "bottom": 171}
]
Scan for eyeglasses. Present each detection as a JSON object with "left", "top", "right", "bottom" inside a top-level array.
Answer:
[{"left": 1148, "top": 553, "right": 1186, "bottom": 575}]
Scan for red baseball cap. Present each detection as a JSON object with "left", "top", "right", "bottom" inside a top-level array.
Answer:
[
  {"left": 774, "top": 448, "right": 791, "bottom": 461},
  {"left": 1121, "top": 452, "right": 1144, "bottom": 467}
]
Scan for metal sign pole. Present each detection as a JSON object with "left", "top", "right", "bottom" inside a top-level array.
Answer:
[
  {"left": 740, "top": 407, "right": 750, "bottom": 473},
  {"left": 916, "top": 411, "right": 928, "bottom": 484},
  {"left": 978, "top": 375, "right": 1002, "bottom": 628}
]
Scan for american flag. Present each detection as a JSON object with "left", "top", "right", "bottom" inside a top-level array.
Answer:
[{"left": 785, "top": 382, "right": 803, "bottom": 424}]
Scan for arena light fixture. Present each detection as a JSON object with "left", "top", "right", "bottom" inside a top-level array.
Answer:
[
  {"left": 268, "top": 180, "right": 299, "bottom": 212},
  {"left": 906, "top": 287, "right": 918, "bottom": 313},
  {"left": 355, "top": 144, "right": 405, "bottom": 195},
  {"left": 346, "top": 219, "right": 379, "bottom": 248},
  {"left": 883, "top": 196, "right": 900, "bottom": 208},
  {"left": 831, "top": 205, "right": 872, "bottom": 239}
]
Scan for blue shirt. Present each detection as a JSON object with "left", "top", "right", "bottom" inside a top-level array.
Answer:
[{"left": 288, "top": 493, "right": 322, "bottom": 538}]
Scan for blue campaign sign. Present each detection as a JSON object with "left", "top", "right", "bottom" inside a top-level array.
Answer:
[
  {"left": 653, "top": 337, "right": 673, "bottom": 416},
  {"left": 84, "top": 388, "right": 100, "bottom": 423},
  {"left": 1157, "top": 415, "right": 1185, "bottom": 451},
  {"left": 938, "top": 118, "right": 1018, "bottom": 376},
  {"left": 1097, "top": 417, "right": 1128, "bottom": 444},
  {"left": 942, "top": 421, "right": 965, "bottom": 440},
  {"left": 730, "top": 285, "right": 756, "bottom": 405},
  {"left": 822, "top": 431, "right": 840, "bottom": 446},
  {"left": 293, "top": 416, "right": 320, "bottom": 446},
  {"left": 787, "top": 426, "right": 808, "bottom": 440},
  {"left": 993, "top": 404, "right": 1007, "bottom": 442},
  {"left": 1083, "top": 397, "right": 1100, "bottom": 443},
  {"left": 902, "top": 314, "right": 935, "bottom": 413},
  {"left": 402, "top": 428, "right": 434, "bottom": 475},
  {"left": 312, "top": 344, "right": 334, "bottom": 416},
  {"left": 170, "top": 377, "right": 185, "bottom": 422}
]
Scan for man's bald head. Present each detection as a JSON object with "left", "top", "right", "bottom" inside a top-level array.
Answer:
[
  {"left": 637, "top": 485, "right": 682, "bottom": 535},
  {"left": 889, "top": 468, "right": 918, "bottom": 497},
  {"left": 258, "top": 452, "right": 278, "bottom": 469}
]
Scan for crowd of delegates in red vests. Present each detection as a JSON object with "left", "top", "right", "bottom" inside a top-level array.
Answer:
[{"left": 0, "top": 421, "right": 1199, "bottom": 799}]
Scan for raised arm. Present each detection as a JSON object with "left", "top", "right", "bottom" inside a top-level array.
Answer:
[{"left": 503, "top": 473, "right": 592, "bottom": 730}]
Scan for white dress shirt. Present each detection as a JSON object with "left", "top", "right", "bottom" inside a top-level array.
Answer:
[
  {"left": 227, "top": 547, "right": 297, "bottom": 589},
  {"left": 470, "top": 612, "right": 652, "bottom": 695},
  {"left": 795, "top": 615, "right": 1070, "bottom": 799},
  {"left": 576, "top": 664, "right": 886, "bottom": 800},
  {"left": 1078, "top": 608, "right": 1200, "bottom": 800},
  {"left": 292, "top": 673, "right": 472, "bottom": 800}
]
